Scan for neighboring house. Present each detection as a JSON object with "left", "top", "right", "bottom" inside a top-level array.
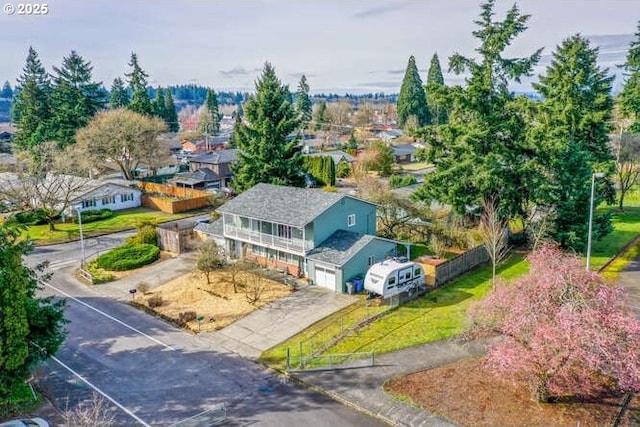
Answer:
[
  {"left": 307, "top": 150, "right": 356, "bottom": 166},
  {"left": 170, "top": 167, "right": 225, "bottom": 190},
  {"left": 188, "top": 149, "right": 238, "bottom": 188},
  {"left": 69, "top": 182, "right": 142, "bottom": 214},
  {"left": 181, "top": 139, "right": 207, "bottom": 153},
  {"left": 0, "top": 172, "right": 141, "bottom": 214},
  {"left": 203, "top": 183, "right": 400, "bottom": 293},
  {"left": 391, "top": 144, "right": 418, "bottom": 164},
  {"left": 377, "top": 129, "right": 403, "bottom": 143}
]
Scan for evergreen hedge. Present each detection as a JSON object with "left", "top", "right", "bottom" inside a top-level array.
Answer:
[
  {"left": 96, "top": 243, "right": 160, "bottom": 271},
  {"left": 73, "top": 208, "right": 113, "bottom": 224}
]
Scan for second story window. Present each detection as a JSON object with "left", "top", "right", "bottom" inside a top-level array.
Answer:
[
  {"left": 347, "top": 214, "right": 356, "bottom": 227},
  {"left": 277, "top": 224, "right": 292, "bottom": 240}
]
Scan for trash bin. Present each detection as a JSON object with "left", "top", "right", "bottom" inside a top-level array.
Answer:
[
  {"left": 346, "top": 281, "right": 354, "bottom": 295},
  {"left": 353, "top": 277, "right": 364, "bottom": 293}
]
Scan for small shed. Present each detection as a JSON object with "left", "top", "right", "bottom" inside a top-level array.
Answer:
[{"left": 157, "top": 219, "right": 200, "bottom": 254}]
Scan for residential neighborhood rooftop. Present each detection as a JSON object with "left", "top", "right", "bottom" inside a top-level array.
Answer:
[
  {"left": 218, "top": 183, "right": 370, "bottom": 227},
  {"left": 190, "top": 149, "right": 238, "bottom": 165}
]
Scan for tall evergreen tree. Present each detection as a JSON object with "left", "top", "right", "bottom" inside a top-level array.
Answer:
[
  {"left": 164, "top": 90, "right": 179, "bottom": 132},
  {"left": 415, "top": 0, "right": 542, "bottom": 221},
  {"left": 620, "top": 22, "right": 640, "bottom": 133},
  {"left": 531, "top": 35, "right": 615, "bottom": 250},
  {"left": 231, "top": 62, "right": 304, "bottom": 191},
  {"left": 425, "top": 53, "right": 449, "bottom": 125},
  {"left": 313, "top": 101, "right": 326, "bottom": 131},
  {"left": 204, "top": 89, "right": 221, "bottom": 135},
  {"left": 49, "top": 51, "right": 106, "bottom": 146},
  {"left": 110, "top": 77, "right": 129, "bottom": 108},
  {"left": 125, "top": 52, "right": 153, "bottom": 115},
  {"left": 0, "top": 221, "right": 66, "bottom": 402},
  {"left": 0, "top": 81, "right": 12, "bottom": 99},
  {"left": 295, "top": 74, "right": 312, "bottom": 124},
  {"left": 396, "top": 55, "right": 430, "bottom": 128},
  {"left": 153, "top": 87, "right": 167, "bottom": 119},
  {"left": 12, "top": 47, "right": 51, "bottom": 151}
]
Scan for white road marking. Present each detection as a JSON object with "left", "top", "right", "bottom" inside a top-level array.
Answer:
[
  {"left": 47, "top": 259, "right": 77, "bottom": 270},
  {"left": 49, "top": 354, "right": 151, "bottom": 427},
  {"left": 43, "top": 281, "right": 176, "bottom": 352}
]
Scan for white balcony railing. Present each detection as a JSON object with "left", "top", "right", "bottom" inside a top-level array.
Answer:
[{"left": 224, "top": 225, "right": 312, "bottom": 253}]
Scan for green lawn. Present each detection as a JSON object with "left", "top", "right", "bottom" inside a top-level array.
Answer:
[
  {"left": 260, "top": 254, "right": 528, "bottom": 369},
  {"left": 23, "top": 208, "right": 192, "bottom": 245},
  {"left": 589, "top": 188, "right": 640, "bottom": 270},
  {"left": 399, "top": 162, "right": 433, "bottom": 171}
]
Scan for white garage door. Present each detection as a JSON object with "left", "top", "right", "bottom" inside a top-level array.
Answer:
[{"left": 314, "top": 265, "right": 336, "bottom": 290}]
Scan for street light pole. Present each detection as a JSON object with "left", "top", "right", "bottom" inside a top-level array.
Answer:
[
  {"left": 75, "top": 207, "right": 86, "bottom": 269},
  {"left": 586, "top": 172, "right": 604, "bottom": 271}
]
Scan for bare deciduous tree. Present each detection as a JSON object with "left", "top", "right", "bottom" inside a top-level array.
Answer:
[
  {"left": 243, "top": 270, "right": 266, "bottom": 304},
  {"left": 75, "top": 108, "right": 167, "bottom": 180},
  {"left": 479, "top": 195, "right": 510, "bottom": 290},
  {"left": 63, "top": 392, "right": 116, "bottom": 427},
  {"left": 0, "top": 142, "right": 92, "bottom": 230},
  {"left": 525, "top": 205, "right": 557, "bottom": 251}
]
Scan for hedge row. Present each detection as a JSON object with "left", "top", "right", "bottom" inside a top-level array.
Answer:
[
  {"left": 303, "top": 155, "right": 336, "bottom": 186},
  {"left": 96, "top": 243, "right": 160, "bottom": 271},
  {"left": 73, "top": 208, "right": 113, "bottom": 224}
]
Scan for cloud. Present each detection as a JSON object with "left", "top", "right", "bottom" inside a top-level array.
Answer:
[
  {"left": 351, "top": 3, "right": 405, "bottom": 19},
  {"left": 219, "top": 67, "right": 261, "bottom": 78},
  {"left": 288, "top": 72, "right": 316, "bottom": 79}
]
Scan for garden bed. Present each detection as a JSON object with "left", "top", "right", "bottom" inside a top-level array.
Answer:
[{"left": 385, "top": 357, "right": 639, "bottom": 427}]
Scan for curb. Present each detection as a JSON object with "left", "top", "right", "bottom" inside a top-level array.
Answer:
[
  {"left": 285, "top": 370, "right": 397, "bottom": 427},
  {"left": 598, "top": 235, "right": 640, "bottom": 273}
]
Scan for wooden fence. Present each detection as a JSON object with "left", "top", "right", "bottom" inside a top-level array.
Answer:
[
  {"left": 138, "top": 182, "right": 213, "bottom": 213},
  {"left": 433, "top": 245, "right": 490, "bottom": 287}
]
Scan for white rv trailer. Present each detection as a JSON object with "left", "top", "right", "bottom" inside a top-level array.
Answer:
[{"left": 364, "top": 258, "right": 425, "bottom": 298}]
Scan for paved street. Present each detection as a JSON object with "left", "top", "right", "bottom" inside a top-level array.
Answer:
[{"left": 28, "top": 237, "right": 385, "bottom": 426}]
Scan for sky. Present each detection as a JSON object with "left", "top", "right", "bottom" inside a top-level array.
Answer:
[{"left": 0, "top": 0, "right": 638, "bottom": 94}]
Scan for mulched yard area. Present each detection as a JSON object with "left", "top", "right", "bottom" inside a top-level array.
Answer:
[{"left": 385, "top": 357, "right": 639, "bottom": 427}]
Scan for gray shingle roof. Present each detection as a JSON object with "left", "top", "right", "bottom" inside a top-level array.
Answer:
[
  {"left": 218, "top": 183, "right": 348, "bottom": 227},
  {"left": 171, "top": 168, "right": 221, "bottom": 185},
  {"left": 190, "top": 149, "right": 238, "bottom": 165},
  {"left": 306, "top": 230, "right": 376, "bottom": 266},
  {"left": 308, "top": 150, "right": 355, "bottom": 164},
  {"left": 194, "top": 218, "right": 224, "bottom": 237}
]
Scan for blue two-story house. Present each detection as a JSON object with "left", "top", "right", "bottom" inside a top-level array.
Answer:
[{"left": 204, "top": 183, "right": 398, "bottom": 293}]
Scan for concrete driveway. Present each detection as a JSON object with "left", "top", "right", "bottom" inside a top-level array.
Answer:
[{"left": 204, "top": 285, "right": 356, "bottom": 359}]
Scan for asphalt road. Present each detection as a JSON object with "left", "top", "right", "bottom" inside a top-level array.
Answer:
[{"left": 27, "top": 236, "right": 385, "bottom": 426}]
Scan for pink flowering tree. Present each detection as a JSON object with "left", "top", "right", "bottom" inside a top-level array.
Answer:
[{"left": 470, "top": 243, "right": 640, "bottom": 403}]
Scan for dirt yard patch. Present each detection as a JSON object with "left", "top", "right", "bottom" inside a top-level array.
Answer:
[
  {"left": 385, "top": 357, "right": 639, "bottom": 427},
  {"left": 137, "top": 267, "right": 292, "bottom": 332}
]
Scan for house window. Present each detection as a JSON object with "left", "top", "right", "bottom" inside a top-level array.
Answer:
[
  {"left": 277, "top": 224, "right": 292, "bottom": 240},
  {"left": 102, "top": 195, "right": 116, "bottom": 205},
  {"left": 414, "top": 267, "right": 422, "bottom": 276},
  {"left": 347, "top": 214, "right": 356, "bottom": 227},
  {"left": 368, "top": 255, "right": 375, "bottom": 266},
  {"left": 81, "top": 199, "right": 96, "bottom": 209},
  {"left": 120, "top": 193, "right": 134, "bottom": 202}
]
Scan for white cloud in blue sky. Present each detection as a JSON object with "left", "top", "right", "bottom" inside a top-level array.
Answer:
[{"left": 0, "top": 0, "right": 637, "bottom": 93}]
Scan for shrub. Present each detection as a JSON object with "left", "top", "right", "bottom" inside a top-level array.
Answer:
[
  {"left": 126, "top": 224, "right": 158, "bottom": 246},
  {"left": 86, "top": 261, "right": 116, "bottom": 284},
  {"left": 14, "top": 208, "right": 49, "bottom": 225},
  {"left": 336, "top": 161, "right": 351, "bottom": 178},
  {"left": 147, "top": 294, "right": 163, "bottom": 308},
  {"left": 73, "top": 208, "right": 113, "bottom": 224},
  {"left": 96, "top": 243, "right": 160, "bottom": 271},
  {"left": 389, "top": 174, "right": 417, "bottom": 188},
  {"left": 178, "top": 311, "right": 197, "bottom": 325}
]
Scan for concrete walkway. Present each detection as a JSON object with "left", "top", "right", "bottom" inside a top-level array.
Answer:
[
  {"left": 203, "top": 286, "right": 356, "bottom": 359},
  {"left": 293, "top": 339, "right": 491, "bottom": 427}
]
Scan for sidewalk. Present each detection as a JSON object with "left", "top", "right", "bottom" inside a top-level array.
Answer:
[
  {"left": 292, "top": 339, "right": 490, "bottom": 427},
  {"left": 616, "top": 248, "right": 640, "bottom": 316}
]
